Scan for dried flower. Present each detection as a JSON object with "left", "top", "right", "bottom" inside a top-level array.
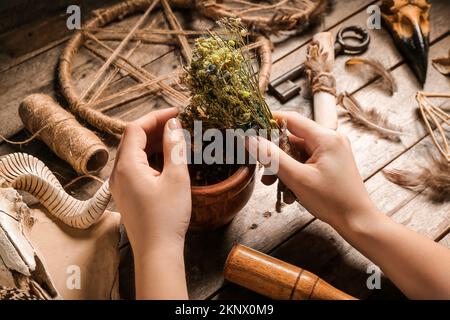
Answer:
[{"left": 178, "top": 18, "right": 278, "bottom": 134}]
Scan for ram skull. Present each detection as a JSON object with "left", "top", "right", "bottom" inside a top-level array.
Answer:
[
  {"left": 381, "top": 0, "right": 431, "bottom": 85},
  {"left": 0, "top": 187, "right": 60, "bottom": 300}
]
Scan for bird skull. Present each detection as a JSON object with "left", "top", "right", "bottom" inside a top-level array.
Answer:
[{"left": 381, "top": 0, "right": 431, "bottom": 85}]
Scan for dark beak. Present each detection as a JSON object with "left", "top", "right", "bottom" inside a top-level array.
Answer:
[{"left": 382, "top": 2, "right": 430, "bottom": 86}]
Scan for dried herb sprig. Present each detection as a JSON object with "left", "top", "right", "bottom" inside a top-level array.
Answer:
[{"left": 178, "top": 18, "right": 278, "bottom": 133}]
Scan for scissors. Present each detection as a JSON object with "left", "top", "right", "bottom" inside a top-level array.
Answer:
[{"left": 268, "top": 25, "right": 371, "bottom": 103}]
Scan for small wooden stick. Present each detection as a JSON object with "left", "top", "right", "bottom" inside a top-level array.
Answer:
[
  {"left": 80, "top": 0, "right": 158, "bottom": 101},
  {"left": 225, "top": 244, "right": 357, "bottom": 300},
  {"left": 89, "top": 40, "right": 142, "bottom": 103},
  {"left": 96, "top": 74, "right": 180, "bottom": 112},
  {"left": 87, "top": 27, "right": 210, "bottom": 36},
  {"left": 88, "top": 14, "right": 162, "bottom": 103},
  {"left": 83, "top": 39, "right": 188, "bottom": 104},
  {"left": 306, "top": 32, "right": 338, "bottom": 130},
  {"left": 161, "top": 0, "right": 192, "bottom": 64},
  {"left": 416, "top": 92, "right": 450, "bottom": 161}
]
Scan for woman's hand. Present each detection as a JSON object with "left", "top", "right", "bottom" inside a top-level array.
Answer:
[
  {"left": 110, "top": 108, "right": 191, "bottom": 299},
  {"left": 248, "top": 111, "right": 450, "bottom": 299},
  {"left": 248, "top": 111, "right": 378, "bottom": 231}
]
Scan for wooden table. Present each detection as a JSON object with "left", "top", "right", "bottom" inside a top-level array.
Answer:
[{"left": 0, "top": 0, "right": 449, "bottom": 300}]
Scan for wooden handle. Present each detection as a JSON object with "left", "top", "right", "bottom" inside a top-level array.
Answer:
[
  {"left": 224, "top": 244, "right": 356, "bottom": 300},
  {"left": 311, "top": 32, "right": 338, "bottom": 130}
]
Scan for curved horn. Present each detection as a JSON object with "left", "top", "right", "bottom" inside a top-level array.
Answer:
[{"left": 0, "top": 153, "right": 110, "bottom": 229}]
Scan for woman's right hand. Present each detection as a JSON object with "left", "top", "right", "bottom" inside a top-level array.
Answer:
[{"left": 247, "top": 111, "right": 379, "bottom": 231}]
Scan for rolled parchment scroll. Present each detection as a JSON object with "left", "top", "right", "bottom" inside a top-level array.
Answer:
[{"left": 306, "top": 32, "right": 338, "bottom": 130}]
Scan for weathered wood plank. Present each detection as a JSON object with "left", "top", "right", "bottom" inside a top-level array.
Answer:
[
  {"left": 271, "top": 0, "right": 376, "bottom": 62},
  {"left": 270, "top": 16, "right": 450, "bottom": 181},
  {"left": 0, "top": 0, "right": 83, "bottom": 34},
  {"left": 0, "top": 0, "right": 120, "bottom": 72},
  {"left": 439, "top": 233, "right": 450, "bottom": 248},
  {"left": 270, "top": 0, "right": 449, "bottom": 83}
]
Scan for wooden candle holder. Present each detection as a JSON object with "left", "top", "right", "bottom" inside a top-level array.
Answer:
[{"left": 224, "top": 244, "right": 357, "bottom": 300}]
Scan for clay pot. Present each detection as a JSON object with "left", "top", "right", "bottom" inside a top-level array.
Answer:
[
  {"left": 149, "top": 153, "right": 256, "bottom": 230},
  {"left": 190, "top": 164, "right": 256, "bottom": 230}
]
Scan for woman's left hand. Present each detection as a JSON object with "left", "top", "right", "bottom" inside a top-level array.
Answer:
[{"left": 110, "top": 108, "right": 191, "bottom": 299}]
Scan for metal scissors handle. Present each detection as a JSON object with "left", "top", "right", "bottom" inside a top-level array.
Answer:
[
  {"left": 335, "top": 25, "right": 371, "bottom": 55},
  {"left": 268, "top": 25, "right": 371, "bottom": 103}
]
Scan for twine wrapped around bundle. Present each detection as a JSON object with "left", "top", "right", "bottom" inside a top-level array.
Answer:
[
  {"left": 19, "top": 94, "right": 109, "bottom": 174},
  {"left": 305, "top": 33, "right": 338, "bottom": 130},
  {"left": 305, "top": 39, "right": 336, "bottom": 96}
]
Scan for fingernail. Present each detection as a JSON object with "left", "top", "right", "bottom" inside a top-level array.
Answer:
[
  {"left": 168, "top": 119, "right": 184, "bottom": 144},
  {"left": 168, "top": 118, "right": 181, "bottom": 130}
]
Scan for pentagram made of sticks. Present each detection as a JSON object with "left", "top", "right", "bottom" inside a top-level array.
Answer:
[{"left": 58, "top": 0, "right": 276, "bottom": 136}]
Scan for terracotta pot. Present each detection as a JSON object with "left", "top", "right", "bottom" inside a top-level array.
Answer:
[
  {"left": 190, "top": 164, "right": 256, "bottom": 230},
  {"left": 149, "top": 154, "right": 256, "bottom": 230}
]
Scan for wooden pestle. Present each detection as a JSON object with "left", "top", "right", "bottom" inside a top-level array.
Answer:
[
  {"left": 310, "top": 32, "right": 338, "bottom": 130},
  {"left": 224, "top": 244, "right": 357, "bottom": 300}
]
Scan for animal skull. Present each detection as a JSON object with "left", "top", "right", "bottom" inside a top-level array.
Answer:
[
  {"left": 0, "top": 187, "right": 60, "bottom": 299},
  {"left": 381, "top": 0, "right": 431, "bottom": 85}
]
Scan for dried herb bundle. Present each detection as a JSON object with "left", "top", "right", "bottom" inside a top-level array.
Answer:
[
  {"left": 179, "top": 18, "right": 297, "bottom": 210},
  {"left": 178, "top": 18, "right": 278, "bottom": 133},
  {"left": 337, "top": 92, "right": 403, "bottom": 141},
  {"left": 345, "top": 57, "right": 397, "bottom": 95}
]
